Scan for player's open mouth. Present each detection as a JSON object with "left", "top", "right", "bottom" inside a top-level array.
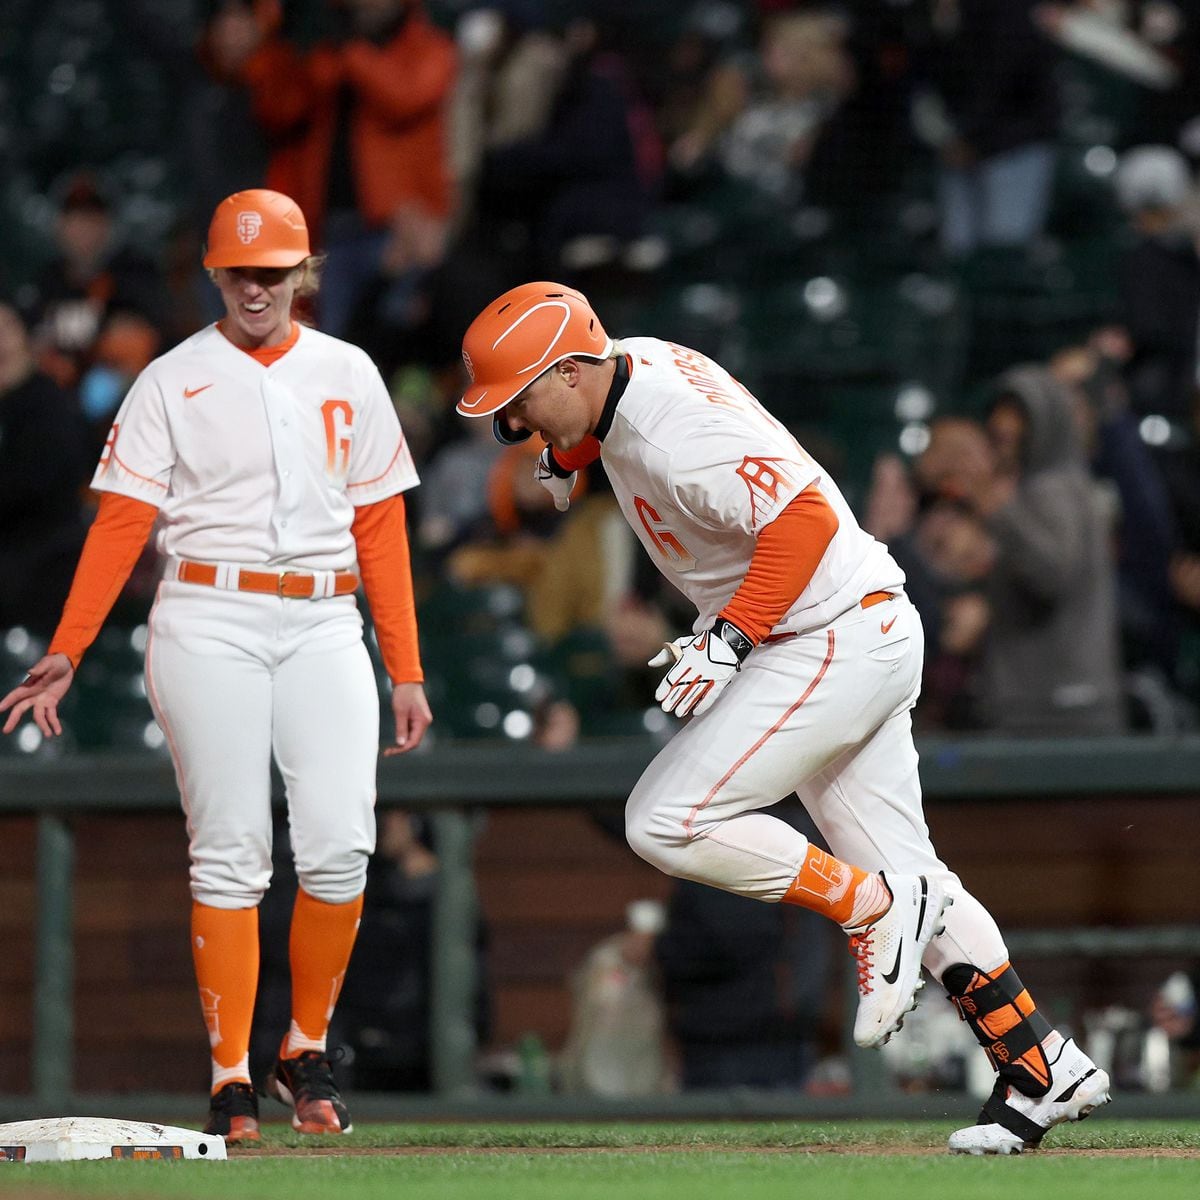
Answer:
[{"left": 242, "top": 302, "right": 269, "bottom": 314}]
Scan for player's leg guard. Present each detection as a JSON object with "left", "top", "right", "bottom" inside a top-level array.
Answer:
[
  {"left": 943, "top": 960, "right": 1054, "bottom": 1097},
  {"left": 943, "top": 959, "right": 1113, "bottom": 1156}
]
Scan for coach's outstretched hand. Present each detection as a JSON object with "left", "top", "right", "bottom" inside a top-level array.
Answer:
[{"left": 1, "top": 653, "right": 75, "bottom": 737}]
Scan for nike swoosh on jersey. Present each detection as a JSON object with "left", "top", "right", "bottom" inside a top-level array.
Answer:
[
  {"left": 183, "top": 384, "right": 213, "bottom": 398},
  {"left": 881, "top": 616, "right": 897, "bottom": 635}
]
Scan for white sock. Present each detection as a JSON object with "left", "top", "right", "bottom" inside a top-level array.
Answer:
[{"left": 283, "top": 1019, "right": 326, "bottom": 1058}]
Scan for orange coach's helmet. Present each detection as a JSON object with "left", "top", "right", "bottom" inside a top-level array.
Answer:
[
  {"left": 202, "top": 189, "right": 310, "bottom": 268},
  {"left": 457, "top": 282, "right": 612, "bottom": 420}
]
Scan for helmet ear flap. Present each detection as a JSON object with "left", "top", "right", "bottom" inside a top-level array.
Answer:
[{"left": 493, "top": 409, "right": 532, "bottom": 445}]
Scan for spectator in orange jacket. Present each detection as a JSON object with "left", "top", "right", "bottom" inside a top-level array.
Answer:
[{"left": 234, "top": 0, "right": 457, "bottom": 337}]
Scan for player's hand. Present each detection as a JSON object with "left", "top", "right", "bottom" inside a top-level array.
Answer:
[
  {"left": 0, "top": 653, "right": 75, "bottom": 737},
  {"left": 534, "top": 447, "right": 576, "bottom": 512},
  {"left": 649, "top": 622, "right": 751, "bottom": 718},
  {"left": 385, "top": 681, "right": 432, "bottom": 756}
]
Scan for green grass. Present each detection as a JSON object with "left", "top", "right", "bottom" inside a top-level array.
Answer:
[{"left": 1, "top": 1120, "right": 1196, "bottom": 1200}]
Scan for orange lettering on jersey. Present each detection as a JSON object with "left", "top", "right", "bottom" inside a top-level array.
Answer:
[
  {"left": 634, "top": 496, "right": 696, "bottom": 570},
  {"left": 321, "top": 399, "right": 354, "bottom": 476},
  {"left": 99, "top": 422, "right": 119, "bottom": 470},
  {"left": 668, "top": 342, "right": 745, "bottom": 411},
  {"left": 737, "top": 456, "right": 794, "bottom": 528}
]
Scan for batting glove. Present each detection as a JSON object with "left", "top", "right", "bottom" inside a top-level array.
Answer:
[
  {"left": 535, "top": 447, "right": 576, "bottom": 512},
  {"left": 649, "top": 620, "right": 754, "bottom": 718}
]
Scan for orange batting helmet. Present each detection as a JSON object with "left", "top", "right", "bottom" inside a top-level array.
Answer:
[
  {"left": 203, "top": 189, "right": 311, "bottom": 268},
  {"left": 457, "top": 282, "right": 612, "bottom": 429}
]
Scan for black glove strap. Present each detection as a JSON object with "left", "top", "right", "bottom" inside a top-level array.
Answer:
[{"left": 714, "top": 619, "right": 754, "bottom": 664}]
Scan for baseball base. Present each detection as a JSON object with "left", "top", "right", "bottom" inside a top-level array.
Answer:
[{"left": 0, "top": 1117, "right": 226, "bottom": 1162}]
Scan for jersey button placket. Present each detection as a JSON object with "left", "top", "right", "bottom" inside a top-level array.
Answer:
[{"left": 262, "top": 378, "right": 303, "bottom": 559}]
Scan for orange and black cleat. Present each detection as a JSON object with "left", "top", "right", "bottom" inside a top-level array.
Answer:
[
  {"left": 204, "top": 1081, "right": 261, "bottom": 1145},
  {"left": 264, "top": 1049, "right": 353, "bottom": 1135}
]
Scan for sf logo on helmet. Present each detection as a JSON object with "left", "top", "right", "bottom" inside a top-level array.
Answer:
[
  {"left": 236, "top": 211, "right": 264, "bottom": 244},
  {"left": 462, "top": 348, "right": 475, "bottom": 382}
]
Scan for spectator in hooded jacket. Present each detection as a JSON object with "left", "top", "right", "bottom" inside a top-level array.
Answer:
[{"left": 968, "top": 365, "right": 1127, "bottom": 735}]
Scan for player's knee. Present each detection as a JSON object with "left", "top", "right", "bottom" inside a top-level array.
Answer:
[
  {"left": 625, "top": 807, "right": 687, "bottom": 877},
  {"left": 295, "top": 848, "right": 368, "bottom": 905}
]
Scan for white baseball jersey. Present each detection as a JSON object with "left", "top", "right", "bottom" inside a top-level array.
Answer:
[
  {"left": 93, "top": 323, "right": 418, "bottom": 570},
  {"left": 603, "top": 337, "right": 904, "bottom": 635}
]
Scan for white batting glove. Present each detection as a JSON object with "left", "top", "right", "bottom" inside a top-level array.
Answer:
[
  {"left": 535, "top": 447, "right": 576, "bottom": 512},
  {"left": 649, "top": 620, "right": 754, "bottom": 718}
]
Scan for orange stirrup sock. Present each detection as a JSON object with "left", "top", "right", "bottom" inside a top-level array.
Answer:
[
  {"left": 782, "top": 845, "right": 892, "bottom": 930},
  {"left": 284, "top": 889, "right": 364, "bottom": 1057},
  {"left": 191, "top": 902, "right": 259, "bottom": 1094}
]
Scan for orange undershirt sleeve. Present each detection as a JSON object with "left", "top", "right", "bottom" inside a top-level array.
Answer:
[
  {"left": 48, "top": 492, "right": 160, "bottom": 667},
  {"left": 550, "top": 436, "right": 602, "bottom": 474},
  {"left": 718, "top": 485, "right": 840, "bottom": 645},
  {"left": 351, "top": 493, "right": 424, "bottom": 685}
]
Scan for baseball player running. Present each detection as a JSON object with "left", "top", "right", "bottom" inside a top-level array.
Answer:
[
  {"left": 456, "top": 282, "right": 1111, "bottom": 1154},
  {"left": 1, "top": 189, "right": 431, "bottom": 1142}
]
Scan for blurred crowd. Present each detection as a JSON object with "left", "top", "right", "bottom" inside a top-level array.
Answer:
[
  {"left": 5, "top": 0, "right": 1200, "bottom": 1103},
  {"left": 3, "top": 0, "right": 1200, "bottom": 750}
]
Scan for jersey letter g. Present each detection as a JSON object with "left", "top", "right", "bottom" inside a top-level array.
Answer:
[
  {"left": 634, "top": 496, "right": 696, "bottom": 570},
  {"left": 321, "top": 399, "right": 354, "bottom": 477}
]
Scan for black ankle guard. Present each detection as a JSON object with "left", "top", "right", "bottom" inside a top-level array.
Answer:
[
  {"left": 979, "top": 1078, "right": 1049, "bottom": 1144},
  {"left": 944, "top": 962, "right": 1054, "bottom": 1098}
]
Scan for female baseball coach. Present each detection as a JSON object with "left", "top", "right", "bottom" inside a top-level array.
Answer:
[{"left": 1, "top": 188, "right": 431, "bottom": 1142}]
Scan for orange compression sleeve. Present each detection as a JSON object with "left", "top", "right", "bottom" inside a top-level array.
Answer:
[
  {"left": 718, "top": 485, "right": 839, "bottom": 644},
  {"left": 351, "top": 493, "right": 424, "bottom": 684},
  {"left": 550, "top": 436, "right": 602, "bottom": 474},
  {"left": 48, "top": 492, "right": 160, "bottom": 667}
]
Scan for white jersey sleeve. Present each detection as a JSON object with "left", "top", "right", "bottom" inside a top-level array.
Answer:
[
  {"left": 343, "top": 353, "right": 420, "bottom": 506},
  {"left": 668, "top": 421, "right": 820, "bottom": 537},
  {"left": 92, "top": 372, "right": 174, "bottom": 505}
]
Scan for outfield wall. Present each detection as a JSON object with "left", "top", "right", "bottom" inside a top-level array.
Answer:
[{"left": 1, "top": 735, "right": 1198, "bottom": 1114}]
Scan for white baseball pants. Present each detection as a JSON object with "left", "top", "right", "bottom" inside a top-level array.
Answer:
[
  {"left": 145, "top": 581, "right": 380, "bottom": 908},
  {"left": 625, "top": 593, "right": 1009, "bottom": 982}
]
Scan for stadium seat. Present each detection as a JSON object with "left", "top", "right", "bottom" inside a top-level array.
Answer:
[
  {"left": 421, "top": 618, "right": 545, "bottom": 740},
  {"left": 958, "top": 239, "right": 1120, "bottom": 383},
  {"left": 533, "top": 627, "right": 622, "bottom": 720}
]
